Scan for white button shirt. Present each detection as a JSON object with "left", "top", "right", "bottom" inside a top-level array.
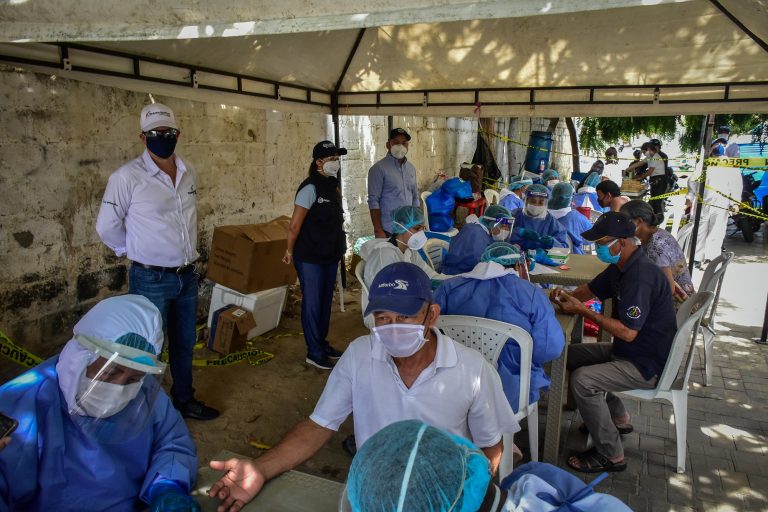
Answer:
[
  {"left": 310, "top": 329, "right": 520, "bottom": 448},
  {"left": 96, "top": 150, "right": 199, "bottom": 267}
]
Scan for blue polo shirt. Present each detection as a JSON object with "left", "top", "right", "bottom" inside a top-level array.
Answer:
[
  {"left": 367, "top": 153, "right": 420, "bottom": 233},
  {"left": 587, "top": 247, "right": 676, "bottom": 380}
]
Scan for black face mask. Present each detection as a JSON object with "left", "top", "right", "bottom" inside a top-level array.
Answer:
[{"left": 146, "top": 135, "right": 178, "bottom": 159}]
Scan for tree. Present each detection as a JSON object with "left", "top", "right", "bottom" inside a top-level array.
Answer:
[
  {"left": 678, "top": 114, "right": 767, "bottom": 153},
  {"left": 578, "top": 117, "right": 678, "bottom": 154}
]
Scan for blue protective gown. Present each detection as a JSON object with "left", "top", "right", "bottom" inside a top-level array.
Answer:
[
  {"left": 555, "top": 210, "right": 594, "bottom": 254},
  {"left": 508, "top": 209, "right": 569, "bottom": 249},
  {"left": 434, "top": 274, "right": 565, "bottom": 410},
  {"left": 0, "top": 357, "right": 198, "bottom": 512},
  {"left": 572, "top": 190, "right": 603, "bottom": 212},
  {"left": 499, "top": 192, "right": 524, "bottom": 212},
  {"left": 441, "top": 223, "right": 492, "bottom": 275}
]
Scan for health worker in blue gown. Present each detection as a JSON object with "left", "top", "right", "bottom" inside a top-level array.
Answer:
[
  {"left": 441, "top": 204, "right": 514, "bottom": 275},
  {"left": 434, "top": 243, "right": 565, "bottom": 410},
  {"left": 508, "top": 184, "right": 569, "bottom": 250},
  {"left": 542, "top": 168, "right": 560, "bottom": 191},
  {"left": 0, "top": 295, "right": 199, "bottom": 512},
  {"left": 498, "top": 175, "right": 532, "bottom": 212},
  {"left": 549, "top": 182, "right": 594, "bottom": 254},
  {"left": 573, "top": 170, "right": 605, "bottom": 212}
]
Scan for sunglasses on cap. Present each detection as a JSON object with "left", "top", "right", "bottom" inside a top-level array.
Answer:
[{"left": 142, "top": 128, "right": 180, "bottom": 139}]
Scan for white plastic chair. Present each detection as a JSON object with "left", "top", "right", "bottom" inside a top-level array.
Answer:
[
  {"left": 436, "top": 315, "right": 538, "bottom": 478},
  {"left": 355, "top": 260, "right": 374, "bottom": 329},
  {"left": 420, "top": 191, "right": 432, "bottom": 231},
  {"left": 484, "top": 188, "right": 500, "bottom": 206},
  {"left": 421, "top": 237, "right": 450, "bottom": 272},
  {"left": 676, "top": 222, "right": 693, "bottom": 260},
  {"left": 665, "top": 195, "right": 687, "bottom": 238},
  {"left": 696, "top": 252, "right": 734, "bottom": 386},
  {"left": 617, "top": 291, "right": 714, "bottom": 474}
]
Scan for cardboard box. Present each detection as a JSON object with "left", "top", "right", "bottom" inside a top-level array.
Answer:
[
  {"left": 209, "top": 306, "right": 257, "bottom": 355},
  {"left": 207, "top": 216, "right": 298, "bottom": 294}
]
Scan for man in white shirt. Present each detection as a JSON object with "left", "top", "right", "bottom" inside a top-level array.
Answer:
[
  {"left": 96, "top": 103, "right": 219, "bottom": 421},
  {"left": 206, "top": 262, "right": 519, "bottom": 512},
  {"left": 628, "top": 140, "right": 666, "bottom": 215}
]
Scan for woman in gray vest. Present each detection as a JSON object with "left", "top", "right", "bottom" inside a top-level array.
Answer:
[{"left": 283, "top": 141, "right": 347, "bottom": 369}]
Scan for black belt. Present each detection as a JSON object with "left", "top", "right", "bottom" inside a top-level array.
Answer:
[{"left": 133, "top": 261, "right": 196, "bottom": 274}]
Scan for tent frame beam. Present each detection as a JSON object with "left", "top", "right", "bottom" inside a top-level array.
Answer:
[{"left": 708, "top": 0, "right": 768, "bottom": 54}]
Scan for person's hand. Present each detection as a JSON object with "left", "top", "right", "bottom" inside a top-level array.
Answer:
[
  {"left": 281, "top": 251, "right": 292, "bottom": 265},
  {"left": 539, "top": 235, "right": 555, "bottom": 250},
  {"left": 208, "top": 458, "right": 266, "bottom": 512},
  {"left": 552, "top": 290, "right": 585, "bottom": 315},
  {"left": 516, "top": 228, "right": 540, "bottom": 242},
  {"left": 0, "top": 436, "right": 10, "bottom": 451},
  {"left": 148, "top": 481, "right": 201, "bottom": 512},
  {"left": 374, "top": 229, "right": 387, "bottom": 238}
]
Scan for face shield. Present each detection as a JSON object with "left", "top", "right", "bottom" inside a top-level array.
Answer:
[
  {"left": 69, "top": 333, "right": 167, "bottom": 444},
  {"left": 481, "top": 216, "right": 515, "bottom": 242}
]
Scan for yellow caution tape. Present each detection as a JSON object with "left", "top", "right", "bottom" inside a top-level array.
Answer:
[
  {"left": 191, "top": 348, "right": 275, "bottom": 367},
  {"left": 248, "top": 440, "right": 272, "bottom": 450},
  {"left": 703, "top": 157, "right": 768, "bottom": 168},
  {"left": 0, "top": 331, "right": 43, "bottom": 368}
]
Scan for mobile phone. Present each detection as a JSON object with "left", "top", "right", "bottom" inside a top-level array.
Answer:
[{"left": 0, "top": 412, "right": 18, "bottom": 438}]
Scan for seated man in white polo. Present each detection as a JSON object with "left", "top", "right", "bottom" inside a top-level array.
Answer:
[{"left": 207, "top": 262, "right": 519, "bottom": 512}]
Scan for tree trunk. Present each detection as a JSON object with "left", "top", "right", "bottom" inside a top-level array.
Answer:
[
  {"left": 565, "top": 117, "right": 580, "bottom": 175},
  {"left": 546, "top": 117, "right": 560, "bottom": 133}
]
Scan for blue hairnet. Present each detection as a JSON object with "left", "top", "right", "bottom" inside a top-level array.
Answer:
[
  {"left": 542, "top": 169, "right": 559, "bottom": 182},
  {"left": 481, "top": 242, "right": 521, "bottom": 266},
  {"left": 347, "top": 420, "right": 491, "bottom": 512},
  {"left": 480, "top": 204, "right": 512, "bottom": 230},
  {"left": 526, "top": 183, "right": 550, "bottom": 199},
  {"left": 549, "top": 182, "right": 575, "bottom": 209},
  {"left": 508, "top": 175, "right": 533, "bottom": 191},
  {"left": 392, "top": 206, "right": 425, "bottom": 235},
  {"left": 584, "top": 171, "right": 602, "bottom": 188}
]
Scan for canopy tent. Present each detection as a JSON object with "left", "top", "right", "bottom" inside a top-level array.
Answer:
[{"left": 0, "top": 0, "right": 766, "bottom": 117}]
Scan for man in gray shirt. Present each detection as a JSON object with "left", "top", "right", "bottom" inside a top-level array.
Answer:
[{"left": 368, "top": 128, "right": 420, "bottom": 238}]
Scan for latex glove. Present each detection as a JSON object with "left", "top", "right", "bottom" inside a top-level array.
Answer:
[
  {"left": 534, "top": 249, "right": 560, "bottom": 267},
  {"left": 148, "top": 481, "right": 200, "bottom": 512},
  {"left": 539, "top": 235, "right": 555, "bottom": 250},
  {"left": 515, "top": 227, "right": 541, "bottom": 242}
]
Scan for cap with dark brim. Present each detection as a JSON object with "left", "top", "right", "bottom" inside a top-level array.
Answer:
[
  {"left": 389, "top": 128, "right": 411, "bottom": 141},
  {"left": 364, "top": 296, "right": 426, "bottom": 317},
  {"left": 580, "top": 211, "right": 636, "bottom": 242}
]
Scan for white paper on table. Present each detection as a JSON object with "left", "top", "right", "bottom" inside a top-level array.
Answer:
[{"left": 530, "top": 265, "right": 559, "bottom": 275}]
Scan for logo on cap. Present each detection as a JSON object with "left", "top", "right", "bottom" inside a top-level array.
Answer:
[
  {"left": 378, "top": 279, "right": 409, "bottom": 291},
  {"left": 145, "top": 110, "right": 171, "bottom": 119}
]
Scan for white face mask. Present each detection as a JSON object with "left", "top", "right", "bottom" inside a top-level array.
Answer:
[
  {"left": 546, "top": 180, "right": 559, "bottom": 187},
  {"left": 406, "top": 229, "right": 428, "bottom": 251},
  {"left": 525, "top": 204, "right": 547, "bottom": 218},
  {"left": 371, "top": 323, "right": 428, "bottom": 358},
  {"left": 322, "top": 159, "right": 340, "bottom": 177},
  {"left": 492, "top": 228, "right": 511, "bottom": 242},
  {"left": 390, "top": 144, "right": 408, "bottom": 159},
  {"left": 76, "top": 375, "right": 142, "bottom": 419}
]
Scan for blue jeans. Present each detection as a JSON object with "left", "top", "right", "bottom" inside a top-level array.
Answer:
[
  {"left": 129, "top": 264, "right": 198, "bottom": 403},
  {"left": 293, "top": 260, "right": 338, "bottom": 361}
]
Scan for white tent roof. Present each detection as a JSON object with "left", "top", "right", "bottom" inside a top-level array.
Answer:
[{"left": 0, "top": 0, "right": 766, "bottom": 116}]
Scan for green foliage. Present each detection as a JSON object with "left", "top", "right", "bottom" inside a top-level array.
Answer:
[
  {"left": 577, "top": 117, "right": 678, "bottom": 155},
  {"left": 678, "top": 114, "right": 767, "bottom": 153}
]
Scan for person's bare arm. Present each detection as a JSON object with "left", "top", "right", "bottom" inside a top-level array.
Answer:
[
  {"left": 551, "top": 284, "right": 595, "bottom": 304},
  {"left": 370, "top": 209, "right": 386, "bottom": 238},
  {"left": 282, "top": 205, "right": 309, "bottom": 264},
  {"left": 481, "top": 440, "right": 503, "bottom": 474},
  {"left": 555, "top": 292, "right": 639, "bottom": 341},
  {"left": 208, "top": 420, "right": 334, "bottom": 512}
]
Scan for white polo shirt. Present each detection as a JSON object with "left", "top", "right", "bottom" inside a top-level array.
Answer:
[
  {"left": 310, "top": 329, "right": 520, "bottom": 448},
  {"left": 96, "top": 150, "right": 199, "bottom": 267}
]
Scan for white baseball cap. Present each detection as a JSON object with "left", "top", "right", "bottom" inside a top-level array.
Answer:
[{"left": 139, "top": 103, "right": 178, "bottom": 132}]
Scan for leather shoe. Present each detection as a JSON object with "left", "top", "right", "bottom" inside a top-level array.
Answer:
[{"left": 174, "top": 399, "right": 220, "bottom": 421}]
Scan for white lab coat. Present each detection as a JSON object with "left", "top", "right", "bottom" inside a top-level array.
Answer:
[{"left": 687, "top": 165, "right": 742, "bottom": 262}]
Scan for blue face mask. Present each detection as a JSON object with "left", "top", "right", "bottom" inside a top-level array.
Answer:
[
  {"left": 145, "top": 133, "right": 178, "bottom": 159},
  {"left": 596, "top": 239, "right": 621, "bottom": 264}
]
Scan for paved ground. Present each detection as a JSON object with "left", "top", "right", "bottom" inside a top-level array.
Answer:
[{"left": 545, "top": 227, "right": 768, "bottom": 511}]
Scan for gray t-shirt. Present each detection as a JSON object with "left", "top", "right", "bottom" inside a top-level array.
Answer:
[{"left": 295, "top": 184, "right": 317, "bottom": 209}]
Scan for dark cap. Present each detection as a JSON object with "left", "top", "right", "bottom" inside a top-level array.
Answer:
[
  {"left": 717, "top": 125, "right": 731, "bottom": 134},
  {"left": 581, "top": 211, "right": 636, "bottom": 242},
  {"left": 388, "top": 128, "right": 411, "bottom": 141},
  {"left": 312, "top": 140, "right": 348, "bottom": 160},
  {"left": 364, "top": 262, "right": 433, "bottom": 317},
  {"left": 648, "top": 138, "right": 662, "bottom": 148}
]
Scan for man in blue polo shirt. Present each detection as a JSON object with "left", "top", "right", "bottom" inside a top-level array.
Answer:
[
  {"left": 549, "top": 212, "right": 676, "bottom": 473},
  {"left": 368, "top": 128, "right": 420, "bottom": 238}
]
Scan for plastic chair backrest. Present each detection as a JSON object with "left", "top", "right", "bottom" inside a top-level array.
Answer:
[
  {"left": 667, "top": 195, "right": 686, "bottom": 238},
  {"left": 355, "top": 260, "right": 369, "bottom": 310},
  {"left": 660, "top": 291, "right": 714, "bottom": 391},
  {"left": 422, "top": 238, "right": 450, "bottom": 272},
  {"left": 436, "top": 315, "right": 533, "bottom": 415},
  {"left": 676, "top": 223, "right": 693, "bottom": 259},
  {"left": 698, "top": 252, "right": 733, "bottom": 325},
  {"left": 420, "top": 191, "right": 432, "bottom": 231},
  {"left": 484, "top": 189, "right": 500, "bottom": 205}
]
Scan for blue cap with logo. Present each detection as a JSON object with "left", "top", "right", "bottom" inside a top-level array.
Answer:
[{"left": 364, "top": 262, "right": 433, "bottom": 317}]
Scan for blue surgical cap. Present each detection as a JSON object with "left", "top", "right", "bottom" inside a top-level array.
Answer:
[
  {"left": 526, "top": 183, "right": 550, "bottom": 199},
  {"left": 542, "top": 169, "right": 559, "bottom": 182},
  {"left": 481, "top": 242, "right": 521, "bottom": 266},
  {"left": 508, "top": 175, "right": 533, "bottom": 191},
  {"left": 480, "top": 204, "right": 512, "bottom": 230},
  {"left": 392, "top": 206, "right": 425, "bottom": 235},
  {"left": 347, "top": 420, "right": 491, "bottom": 512},
  {"left": 584, "top": 171, "right": 602, "bottom": 188},
  {"left": 549, "top": 182, "right": 575, "bottom": 209}
]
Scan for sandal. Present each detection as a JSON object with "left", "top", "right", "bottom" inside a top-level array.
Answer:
[
  {"left": 578, "top": 422, "right": 634, "bottom": 436},
  {"left": 567, "top": 448, "right": 627, "bottom": 473}
]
